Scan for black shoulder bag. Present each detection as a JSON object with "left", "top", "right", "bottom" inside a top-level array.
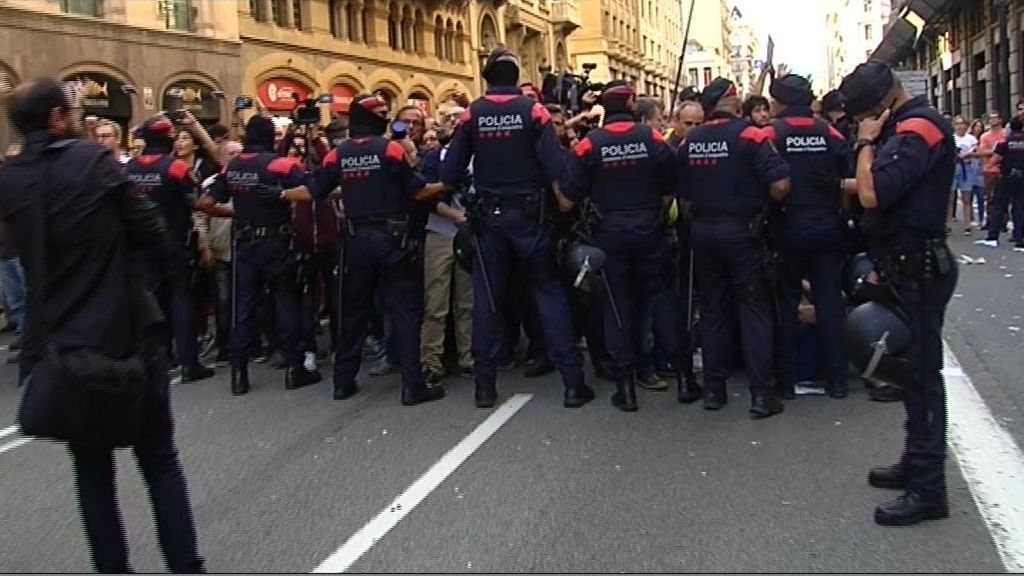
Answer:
[{"left": 17, "top": 146, "right": 149, "bottom": 447}]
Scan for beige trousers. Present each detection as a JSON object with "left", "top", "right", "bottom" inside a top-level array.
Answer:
[{"left": 420, "top": 231, "right": 473, "bottom": 372}]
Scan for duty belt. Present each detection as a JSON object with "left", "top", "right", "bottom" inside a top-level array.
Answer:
[
  {"left": 346, "top": 216, "right": 408, "bottom": 241},
  {"left": 881, "top": 238, "right": 953, "bottom": 283},
  {"left": 236, "top": 223, "right": 292, "bottom": 242},
  {"left": 479, "top": 192, "right": 545, "bottom": 222}
]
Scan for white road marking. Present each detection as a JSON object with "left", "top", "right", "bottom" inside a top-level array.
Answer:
[
  {"left": 944, "top": 342, "right": 1024, "bottom": 573},
  {"left": 0, "top": 425, "right": 17, "bottom": 440},
  {"left": 312, "top": 394, "right": 534, "bottom": 574},
  {"left": 0, "top": 437, "right": 31, "bottom": 455}
]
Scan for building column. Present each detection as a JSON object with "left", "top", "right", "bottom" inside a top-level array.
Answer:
[
  {"left": 192, "top": 0, "right": 218, "bottom": 36},
  {"left": 366, "top": 0, "right": 390, "bottom": 48},
  {"left": 351, "top": 1, "right": 364, "bottom": 42},
  {"left": 257, "top": 0, "right": 272, "bottom": 22},
  {"left": 280, "top": 0, "right": 295, "bottom": 27}
]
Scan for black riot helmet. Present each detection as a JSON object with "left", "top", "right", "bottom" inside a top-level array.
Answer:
[
  {"left": 843, "top": 252, "right": 876, "bottom": 301},
  {"left": 483, "top": 46, "right": 520, "bottom": 87},
  {"left": 563, "top": 242, "right": 607, "bottom": 294},
  {"left": 349, "top": 93, "right": 390, "bottom": 137},
  {"left": 843, "top": 301, "right": 912, "bottom": 386}
]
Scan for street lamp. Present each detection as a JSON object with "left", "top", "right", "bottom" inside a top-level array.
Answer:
[{"left": 995, "top": 0, "right": 1011, "bottom": 119}]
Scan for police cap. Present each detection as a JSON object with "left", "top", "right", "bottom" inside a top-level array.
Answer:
[
  {"left": 139, "top": 115, "right": 175, "bottom": 153},
  {"left": 839, "top": 60, "right": 895, "bottom": 117},
  {"left": 483, "top": 46, "right": 520, "bottom": 86},
  {"left": 821, "top": 90, "right": 846, "bottom": 113},
  {"left": 699, "top": 78, "right": 737, "bottom": 112},
  {"left": 769, "top": 74, "right": 814, "bottom": 106}
]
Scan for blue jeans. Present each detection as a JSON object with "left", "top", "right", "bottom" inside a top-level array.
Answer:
[{"left": 0, "top": 257, "right": 26, "bottom": 333}]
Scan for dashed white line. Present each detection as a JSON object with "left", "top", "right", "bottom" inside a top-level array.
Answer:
[
  {"left": 0, "top": 425, "right": 17, "bottom": 440},
  {"left": 944, "top": 342, "right": 1024, "bottom": 573},
  {"left": 312, "top": 393, "right": 534, "bottom": 574}
]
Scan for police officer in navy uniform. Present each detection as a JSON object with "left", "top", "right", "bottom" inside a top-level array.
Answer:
[
  {"left": 315, "top": 94, "right": 445, "bottom": 406},
  {"left": 199, "top": 115, "right": 322, "bottom": 395},
  {"left": 839, "top": 61, "right": 958, "bottom": 526},
  {"left": 763, "top": 74, "right": 851, "bottom": 399},
  {"left": 565, "top": 80, "right": 702, "bottom": 412},
  {"left": 126, "top": 116, "right": 215, "bottom": 383},
  {"left": 440, "top": 47, "right": 595, "bottom": 409},
  {"left": 677, "top": 78, "right": 791, "bottom": 418},
  {"left": 982, "top": 117, "right": 1024, "bottom": 249}
]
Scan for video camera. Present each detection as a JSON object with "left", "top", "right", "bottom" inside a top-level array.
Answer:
[
  {"left": 541, "top": 62, "right": 603, "bottom": 115},
  {"left": 292, "top": 93, "right": 333, "bottom": 126}
]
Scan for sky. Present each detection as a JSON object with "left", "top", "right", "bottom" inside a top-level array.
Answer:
[{"left": 729, "top": 0, "right": 828, "bottom": 84}]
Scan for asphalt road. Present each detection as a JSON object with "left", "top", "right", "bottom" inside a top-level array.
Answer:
[{"left": 0, "top": 233, "right": 1018, "bottom": 573}]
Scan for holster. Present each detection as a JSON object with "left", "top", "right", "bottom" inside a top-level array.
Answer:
[
  {"left": 236, "top": 223, "right": 293, "bottom": 244},
  {"left": 882, "top": 238, "right": 953, "bottom": 284}
]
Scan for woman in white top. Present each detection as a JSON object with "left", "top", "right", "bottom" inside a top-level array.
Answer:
[{"left": 954, "top": 115, "right": 985, "bottom": 235}]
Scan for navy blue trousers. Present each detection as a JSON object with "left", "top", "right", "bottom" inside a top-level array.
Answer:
[
  {"left": 333, "top": 229, "right": 425, "bottom": 391},
  {"left": 691, "top": 219, "right": 775, "bottom": 394},
  {"left": 896, "top": 258, "right": 958, "bottom": 500},
  {"left": 986, "top": 174, "right": 1024, "bottom": 243},
  {"left": 230, "top": 239, "right": 303, "bottom": 367},
  {"left": 69, "top": 352, "right": 204, "bottom": 574},
  {"left": 472, "top": 207, "right": 583, "bottom": 388},
  {"left": 778, "top": 227, "right": 848, "bottom": 389},
  {"left": 594, "top": 228, "right": 680, "bottom": 380},
  {"left": 140, "top": 246, "right": 199, "bottom": 370}
]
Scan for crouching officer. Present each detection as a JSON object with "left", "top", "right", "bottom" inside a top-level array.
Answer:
[
  {"left": 198, "top": 115, "right": 321, "bottom": 395},
  {"left": 314, "top": 94, "right": 445, "bottom": 406},
  {"left": 565, "top": 80, "right": 702, "bottom": 412},
  {"left": 677, "top": 78, "right": 791, "bottom": 418},
  {"left": 764, "top": 74, "right": 851, "bottom": 399},
  {"left": 126, "top": 116, "right": 214, "bottom": 382},
  {"left": 438, "top": 47, "right": 594, "bottom": 409},
  {"left": 840, "top": 61, "right": 958, "bottom": 526}
]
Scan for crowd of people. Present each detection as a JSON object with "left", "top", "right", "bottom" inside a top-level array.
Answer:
[{"left": 0, "top": 43, "right": 976, "bottom": 571}]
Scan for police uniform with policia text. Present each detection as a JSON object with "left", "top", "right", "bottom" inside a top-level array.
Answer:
[{"left": 840, "top": 61, "right": 958, "bottom": 526}]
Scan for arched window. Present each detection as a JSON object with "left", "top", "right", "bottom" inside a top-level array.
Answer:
[
  {"left": 387, "top": 3, "right": 399, "bottom": 50},
  {"left": 480, "top": 14, "right": 498, "bottom": 51},
  {"left": 455, "top": 22, "right": 466, "bottom": 63},
  {"left": 413, "top": 10, "right": 424, "bottom": 53},
  {"left": 444, "top": 18, "right": 455, "bottom": 61},
  {"left": 401, "top": 5, "right": 413, "bottom": 51},
  {"left": 328, "top": 0, "right": 340, "bottom": 38},
  {"left": 346, "top": 2, "right": 358, "bottom": 41},
  {"left": 434, "top": 15, "right": 444, "bottom": 58}
]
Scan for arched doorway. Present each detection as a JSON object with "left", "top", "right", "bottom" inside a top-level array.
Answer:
[
  {"left": 161, "top": 78, "right": 223, "bottom": 128},
  {"left": 62, "top": 70, "right": 134, "bottom": 144},
  {"left": 256, "top": 76, "right": 312, "bottom": 117}
]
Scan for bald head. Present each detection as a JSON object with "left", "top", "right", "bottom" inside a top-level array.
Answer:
[{"left": 673, "top": 101, "right": 704, "bottom": 140}]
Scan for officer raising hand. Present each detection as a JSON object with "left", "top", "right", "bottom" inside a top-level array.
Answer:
[
  {"left": 839, "top": 61, "right": 957, "bottom": 527},
  {"left": 439, "top": 47, "right": 594, "bottom": 409},
  {"left": 677, "top": 77, "right": 791, "bottom": 418},
  {"left": 565, "top": 80, "right": 701, "bottom": 412}
]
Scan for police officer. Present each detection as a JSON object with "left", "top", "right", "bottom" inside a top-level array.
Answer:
[
  {"left": 126, "top": 116, "right": 215, "bottom": 382},
  {"left": 199, "top": 115, "right": 322, "bottom": 395},
  {"left": 315, "top": 93, "right": 445, "bottom": 406},
  {"left": 764, "top": 74, "right": 851, "bottom": 399},
  {"left": 839, "top": 61, "right": 958, "bottom": 526},
  {"left": 439, "top": 47, "right": 594, "bottom": 409},
  {"left": 677, "top": 78, "right": 791, "bottom": 418},
  {"left": 565, "top": 80, "right": 702, "bottom": 412},
  {"left": 981, "top": 117, "right": 1024, "bottom": 250}
]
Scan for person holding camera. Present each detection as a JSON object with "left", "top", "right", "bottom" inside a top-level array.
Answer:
[{"left": 125, "top": 114, "right": 216, "bottom": 383}]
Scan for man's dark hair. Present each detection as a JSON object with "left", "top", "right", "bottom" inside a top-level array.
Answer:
[
  {"left": 544, "top": 103, "right": 564, "bottom": 115},
  {"left": 635, "top": 96, "right": 663, "bottom": 122},
  {"left": 8, "top": 78, "right": 68, "bottom": 134},
  {"left": 742, "top": 95, "right": 769, "bottom": 118},
  {"left": 207, "top": 123, "right": 229, "bottom": 140},
  {"left": 1011, "top": 117, "right": 1024, "bottom": 132}
]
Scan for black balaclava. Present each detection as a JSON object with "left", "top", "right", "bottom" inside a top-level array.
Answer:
[
  {"left": 600, "top": 80, "right": 636, "bottom": 120},
  {"left": 348, "top": 93, "right": 390, "bottom": 138},
  {"left": 483, "top": 47, "right": 520, "bottom": 87},
  {"left": 243, "top": 115, "right": 276, "bottom": 152},
  {"left": 139, "top": 115, "right": 175, "bottom": 155}
]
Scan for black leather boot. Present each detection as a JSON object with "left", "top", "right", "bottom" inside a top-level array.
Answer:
[
  {"left": 183, "top": 363, "right": 216, "bottom": 383},
  {"left": 676, "top": 371, "right": 703, "bottom": 404},
  {"left": 523, "top": 357, "right": 556, "bottom": 378},
  {"left": 868, "top": 463, "right": 909, "bottom": 489},
  {"left": 333, "top": 381, "right": 358, "bottom": 400},
  {"left": 402, "top": 385, "right": 446, "bottom": 406},
  {"left": 874, "top": 491, "right": 949, "bottom": 526},
  {"left": 827, "top": 378, "right": 849, "bottom": 399},
  {"left": 231, "top": 362, "right": 250, "bottom": 396},
  {"left": 563, "top": 373, "right": 596, "bottom": 408},
  {"left": 749, "top": 392, "right": 784, "bottom": 419},
  {"left": 703, "top": 382, "right": 727, "bottom": 410},
  {"left": 475, "top": 379, "right": 497, "bottom": 408},
  {"left": 285, "top": 365, "right": 321, "bottom": 390},
  {"left": 611, "top": 377, "right": 638, "bottom": 412}
]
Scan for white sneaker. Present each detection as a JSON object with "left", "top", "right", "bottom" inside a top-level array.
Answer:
[
  {"left": 1013, "top": 246, "right": 1024, "bottom": 253},
  {"left": 304, "top": 351, "right": 317, "bottom": 372},
  {"left": 974, "top": 239, "right": 999, "bottom": 248}
]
